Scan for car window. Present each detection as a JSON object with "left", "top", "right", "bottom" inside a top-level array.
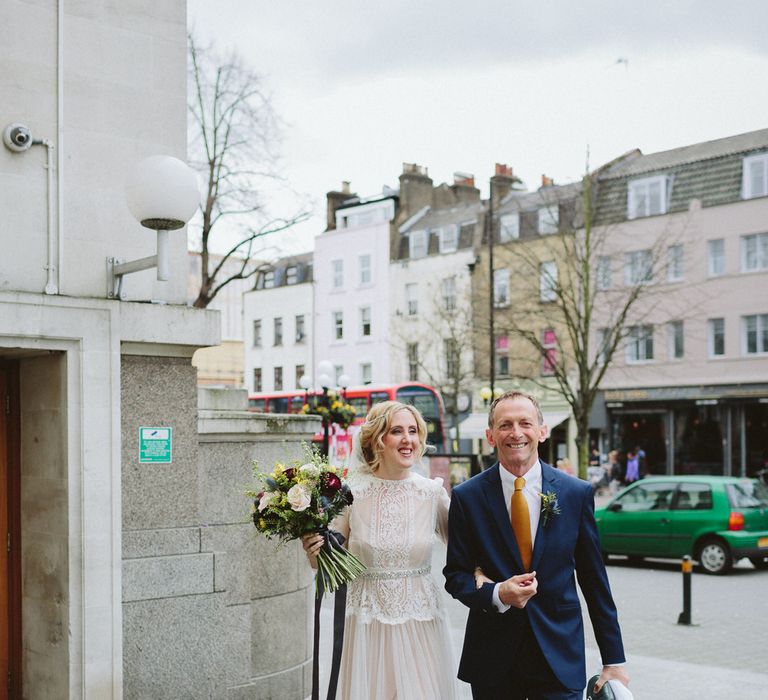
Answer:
[
  {"left": 727, "top": 480, "right": 767, "bottom": 508},
  {"left": 615, "top": 482, "right": 676, "bottom": 512},
  {"left": 673, "top": 483, "right": 712, "bottom": 511}
]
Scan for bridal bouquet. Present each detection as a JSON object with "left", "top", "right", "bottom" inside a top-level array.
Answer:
[{"left": 247, "top": 446, "right": 365, "bottom": 594}]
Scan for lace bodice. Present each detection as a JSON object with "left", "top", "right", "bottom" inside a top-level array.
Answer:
[{"left": 333, "top": 472, "right": 450, "bottom": 625}]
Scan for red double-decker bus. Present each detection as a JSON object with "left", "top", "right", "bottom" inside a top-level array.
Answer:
[{"left": 248, "top": 382, "right": 447, "bottom": 453}]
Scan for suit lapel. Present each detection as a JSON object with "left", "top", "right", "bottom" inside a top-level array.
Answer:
[
  {"left": 531, "top": 462, "right": 557, "bottom": 571},
  {"left": 481, "top": 464, "right": 524, "bottom": 570}
]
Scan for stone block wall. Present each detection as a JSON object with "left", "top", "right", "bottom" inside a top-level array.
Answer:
[{"left": 121, "top": 360, "right": 318, "bottom": 699}]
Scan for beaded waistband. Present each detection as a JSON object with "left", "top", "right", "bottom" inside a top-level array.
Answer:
[{"left": 359, "top": 564, "right": 431, "bottom": 580}]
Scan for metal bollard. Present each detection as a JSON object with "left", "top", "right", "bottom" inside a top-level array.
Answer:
[{"left": 677, "top": 555, "right": 693, "bottom": 625}]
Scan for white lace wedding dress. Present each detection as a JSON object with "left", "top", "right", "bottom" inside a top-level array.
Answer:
[{"left": 332, "top": 471, "right": 458, "bottom": 700}]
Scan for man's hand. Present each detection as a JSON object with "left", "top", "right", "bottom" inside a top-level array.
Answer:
[
  {"left": 497, "top": 571, "right": 537, "bottom": 608},
  {"left": 593, "top": 665, "right": 630, "bottom": 695}
]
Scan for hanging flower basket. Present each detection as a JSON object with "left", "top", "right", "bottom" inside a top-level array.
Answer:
[{"left": 301, "top": 395, "right": 356, "bottom": 430}]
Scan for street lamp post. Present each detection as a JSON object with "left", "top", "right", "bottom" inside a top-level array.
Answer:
[
  {"left": 299, "top": 374, "right": 312, "bottom": 406},
  {"left": 316, "top": 361, "right": 350, "bottom": 458},
  {"left": 316, "top": 360, "right": 334, "bottom": 457},
  {"left": 486, "top": 184, "right": 496, "bottom": 395}
]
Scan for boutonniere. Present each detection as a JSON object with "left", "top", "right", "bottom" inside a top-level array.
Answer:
[{"left": 539, "top": 491, "right": 561, "bottom": 526}]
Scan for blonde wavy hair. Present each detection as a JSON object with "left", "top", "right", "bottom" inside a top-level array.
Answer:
[{"left": 358, "top": 401, "right": 428, "bottom": 474}]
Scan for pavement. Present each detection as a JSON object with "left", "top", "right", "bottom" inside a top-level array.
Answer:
[{"left": 315, "top": 490, "right": 768, "bottom": 698}]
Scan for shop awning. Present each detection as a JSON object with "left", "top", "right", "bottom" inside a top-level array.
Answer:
[{"left": 450, "top": 409, "right": 571, "bottom": 439}]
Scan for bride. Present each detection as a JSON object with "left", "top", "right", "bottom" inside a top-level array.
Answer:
[{"left": 302, "top": 400, "right": 458, "bottom": 700}]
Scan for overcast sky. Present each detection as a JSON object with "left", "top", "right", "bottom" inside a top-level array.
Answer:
[{"left": 188, "top": 0, "right": 768, "bottom": 257}]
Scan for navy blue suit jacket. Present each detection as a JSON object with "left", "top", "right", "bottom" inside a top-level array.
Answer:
[{"left": 444, "top": 461, "right": 625, "bottom": 690}]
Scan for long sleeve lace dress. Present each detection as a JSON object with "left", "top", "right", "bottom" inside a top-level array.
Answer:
[{"left": 332, "top": 472, "right": 458, "bottom": 700}]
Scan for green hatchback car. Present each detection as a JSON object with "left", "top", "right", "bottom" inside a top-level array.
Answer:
[{"left": 595, "top": 476, "right": 768, "bottom": 574}]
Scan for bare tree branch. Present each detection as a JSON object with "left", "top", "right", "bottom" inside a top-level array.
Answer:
[{"left": 187, "top": 33, "right": 311, "bottom": 308}]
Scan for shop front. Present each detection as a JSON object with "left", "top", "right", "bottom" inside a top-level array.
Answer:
[{"left": 603, "top": 385, "right": 768, "bottom": 477}]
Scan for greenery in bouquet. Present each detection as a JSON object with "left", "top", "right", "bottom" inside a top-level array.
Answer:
[
  {"left": 300, "top": 392, "right": 356, "bottom": 430},
  {"left": 247, "top": 445, "right": 365, "bottom": 594}
]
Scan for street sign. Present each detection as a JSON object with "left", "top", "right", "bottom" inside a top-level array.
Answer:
[{"left": 139, "top": 427, "right": 173, "bottom": 463}]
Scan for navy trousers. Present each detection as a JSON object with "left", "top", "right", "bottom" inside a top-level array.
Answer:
[{"left": 470, "top": 617, "right": 582, "bottom": 700}]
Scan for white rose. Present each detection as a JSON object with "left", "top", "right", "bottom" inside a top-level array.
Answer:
[
  {"left": 257, "top": 490, "right": 277, "bottom": 512},
  {"left": 287, "top": 484, "right": 312, "bottom": 512},
  {"left": 299, "top": 462, "right": 320, "bottom": 478}
]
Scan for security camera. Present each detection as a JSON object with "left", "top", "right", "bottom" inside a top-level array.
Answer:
[{"left": 3, "top": 123, "right": 33, "bottom": 152}]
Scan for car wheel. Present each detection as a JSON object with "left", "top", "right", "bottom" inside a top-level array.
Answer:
[
  {"left": 749, "top": 556, "right": 768, "bottom": 570},
  {"left": 697, "top": 538, "right": 733, "bottom": 575}
]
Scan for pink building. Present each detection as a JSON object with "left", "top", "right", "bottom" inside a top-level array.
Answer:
[{"left": 591, "top": 129, "right": 768, "bottom": 476}]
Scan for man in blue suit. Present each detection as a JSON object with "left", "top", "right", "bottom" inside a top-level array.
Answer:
[{"left": 444, "top": 391, "right": 629, "bottom": 699}]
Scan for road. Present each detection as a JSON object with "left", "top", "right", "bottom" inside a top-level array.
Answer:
[{"left": 316, "top": 515, "right": 768, "bottom": 698}]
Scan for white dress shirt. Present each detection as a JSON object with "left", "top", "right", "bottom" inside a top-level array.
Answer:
[{"left": 491, "top": 459, "right": 543, "bottom": 612}]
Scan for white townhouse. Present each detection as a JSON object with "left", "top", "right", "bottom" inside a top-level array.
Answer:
[
  {"left": 243, "top": 252, "right": 314, "bottom": 395},
  {"left": 312, "top": 187, "right": 397, "bottom": 387}
]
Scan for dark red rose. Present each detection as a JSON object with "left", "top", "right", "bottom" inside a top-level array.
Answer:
[{"left": 321, "top": 472, "right": 342, "bottom": 497}]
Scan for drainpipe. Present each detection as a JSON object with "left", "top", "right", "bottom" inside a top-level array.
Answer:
[
  {"left": 55, "top": 0, "right": 64, "bottom": 294},
  {"left": 39, "top": 138, "right": 58, "bottom": 294}
]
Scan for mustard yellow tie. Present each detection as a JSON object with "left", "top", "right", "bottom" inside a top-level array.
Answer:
[{"left": 511, "top": 477, "right": 532, "bottom": 571}]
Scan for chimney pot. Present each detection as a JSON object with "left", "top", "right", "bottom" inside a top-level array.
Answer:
[
  {"left": 402, "top": 162, "right": 429, "bottom": 177},
  {"left": 453, "top": 171, "right": 475, "bottom": 187},
  {"left": 495, "top": 163, "right": 514, "bottom": 178},
  {"left": 541, "top": 174, "right": 554, "bottom": 187},
  {"left": 341, "top": 180, "right": 351, "bottom": 194}
]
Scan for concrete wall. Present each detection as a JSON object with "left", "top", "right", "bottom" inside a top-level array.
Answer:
[
  {"left": 122, "top": 379, "right": 318, "bottom": 699},
  {"left": 19, "top": 353, "right": 68, "bottom": 698},
  {"left": 121, "top": 355, "right": 228, "bottom": 698},
  {"left": 0, "top": 0, "right": 189, "bottom": 304},
  {"left": 198, "top": 388, "right": 318, "bottom": 699}
]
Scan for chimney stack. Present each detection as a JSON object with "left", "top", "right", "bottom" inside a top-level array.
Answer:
[
  {"left": 397, "top": 163, "right": 433, "bottom": 220},
  {"left": 541, "top": 174, "right": 554, "bottom": 187},
  {"left": 325, "top": 181, "right": 357, "bottom": 231},
  {"left": 450, "top": 171, "right": 481, "bottom": 205},
  {"left": 490, "top": 163, "right": 517, "bottom": 203}
]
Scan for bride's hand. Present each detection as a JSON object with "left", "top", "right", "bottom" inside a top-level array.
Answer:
[
  {"left": 301, "top": 533, "right": 324, "bottom": 569},
  {"left": 474, "top": 566, "right": 494, "bottom": 589}
]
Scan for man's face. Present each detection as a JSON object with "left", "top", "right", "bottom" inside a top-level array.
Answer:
[{"left": 486, "top": 396, "right": 548, "bottom": 475}]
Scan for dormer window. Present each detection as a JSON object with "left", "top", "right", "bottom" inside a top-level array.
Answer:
[
  {"left": 500, "top": 214, "right": 519, "bottom": 242},
  {"left": 285, "top": 265, "right": 298, "bottom": 285},
  {"left": 262, "top": 270, "right": 275, "bottom": 289},
  {"left": 742, "top": 153, "right": 768, "bottom": 199},
  {"left": 627, "top": 175, "right": 668, "bottom": 219},
  {"left": 537, "top": 206, "right": 559, "bottom": 234},
  {"left": 439, "top": 225, "right": 458, "bottom": 254},
  {"left": 409, "top": 230, "right": 427, "bottom": 259}
]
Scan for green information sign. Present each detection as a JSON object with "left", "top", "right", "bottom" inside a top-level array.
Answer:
[{"left": 139, "top": 427, "right": 173, "bottom": 463}]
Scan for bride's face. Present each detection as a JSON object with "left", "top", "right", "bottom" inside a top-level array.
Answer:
[{"left": 378, "top": 409, "right": 420, "bottom": 478}]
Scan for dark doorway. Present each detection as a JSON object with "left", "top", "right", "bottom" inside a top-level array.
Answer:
[
  {"left": 611, "top": 411, "right": 667, "bottom": 475},
  {"left": 0, "top": 361, "right": 21, "bottom": 700}
]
